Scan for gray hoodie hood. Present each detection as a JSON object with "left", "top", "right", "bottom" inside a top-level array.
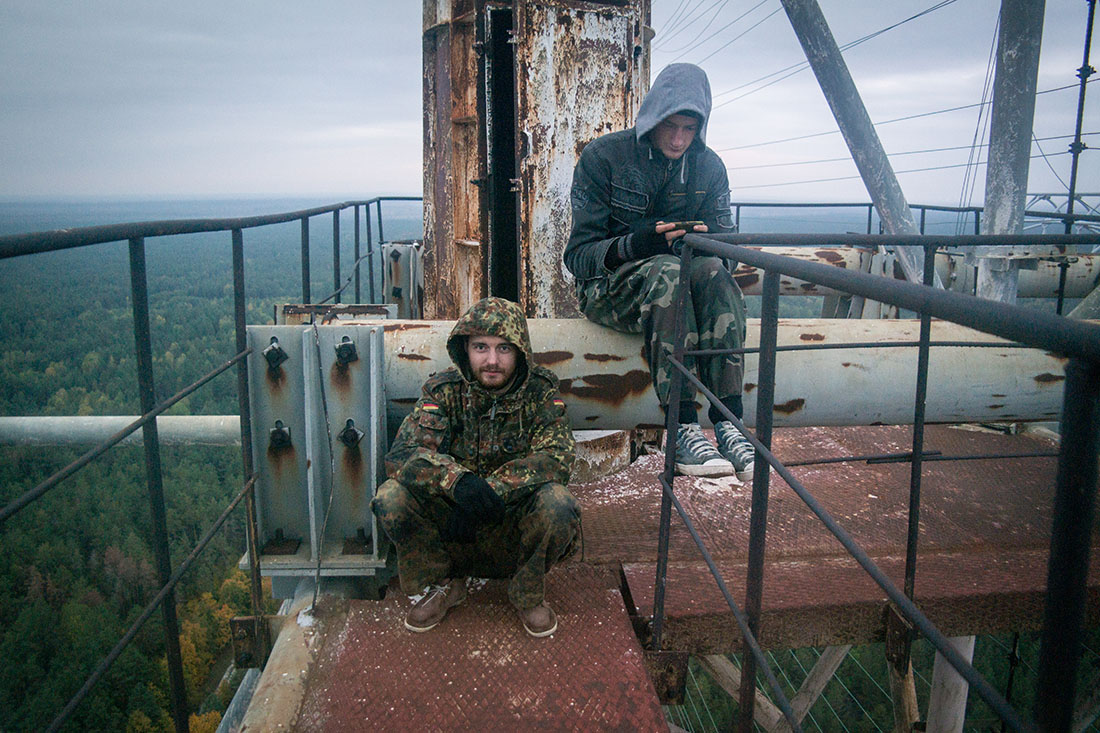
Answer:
[{"left": 635, "top": 63, "right": 712, "bottom": 146}]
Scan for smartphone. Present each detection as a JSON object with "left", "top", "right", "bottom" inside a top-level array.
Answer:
[{"left": 667, "top": 220, "right": 704, "bottom": 230}]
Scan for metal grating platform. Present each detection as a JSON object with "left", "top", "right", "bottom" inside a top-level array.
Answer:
[
  {"left": 575, "top": 424, "right": 1100, "bottom": 653},
  {"left": 289, "top": 564, "right": 668, "bottom": 731}
]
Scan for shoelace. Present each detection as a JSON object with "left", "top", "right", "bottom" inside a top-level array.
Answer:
[
  {"left": 717, "top": 425, "right": 754, "bottom": 462},
  {"left": 679, "top": 425, "right": 719, "bottom": 456}
]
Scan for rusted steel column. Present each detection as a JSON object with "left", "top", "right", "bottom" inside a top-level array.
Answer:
[
  {"left": 777, "top": 0, "right": 930, "bottom": 286},
  {"left": 974, "top": 0, "right": 1048, "bottom": 305}
]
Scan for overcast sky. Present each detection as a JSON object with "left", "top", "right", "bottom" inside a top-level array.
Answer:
[{"left": 0, "top": 1, "right": 1094, "bottom": 206}]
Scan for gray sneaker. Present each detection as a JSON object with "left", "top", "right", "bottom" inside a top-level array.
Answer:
[
  {"left": 715, "top": 421, "right": 755, "bottom": 482},
  {"left": 675, "top": 423, "right": 735, "bottom": 477}
]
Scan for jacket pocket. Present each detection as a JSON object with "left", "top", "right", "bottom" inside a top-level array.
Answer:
[{"left": 610, "top": 183, "right": 649, "bottom": 226}]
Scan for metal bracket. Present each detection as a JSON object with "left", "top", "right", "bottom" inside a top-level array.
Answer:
[
  {"left": 883, "top": 603, "right": 914, "bottom": 674},
  {"left": 231, "top": 615, "right": 272, "bottom": 669},
  {"left": 643, "top": 650, "right": 689, "bottom": 705}
]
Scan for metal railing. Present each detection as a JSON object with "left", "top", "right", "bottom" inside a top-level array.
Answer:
[
  {"left": 0, "top": 196, "right": 421, "bottom": 732},
  {"left": 731, "top": 199, "right": 1100, "bottom": 235},
  {"left": 652, "top": 230, "right": 1100, "bottom": 732}
]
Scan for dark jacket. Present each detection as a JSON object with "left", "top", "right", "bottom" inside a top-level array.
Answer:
[
  {"left": 384, "top": 297, "right": 575, "bottom": 504},
  {"left": 564, "top": 63, "right": 735, "bottom": 283}
]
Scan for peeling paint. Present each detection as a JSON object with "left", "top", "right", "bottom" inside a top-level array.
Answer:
[
  {"left": 775, "top": 398, "right": 806, "bottom": 414},
  {"left": 1034, "top": 373, "right": 1065, "bottom": 384},
  {"left": 533, "top": 350, "right": 574, "bottom": 366},
  {"left": 558, "top": 369, "right": 651, "bottom": 404}
]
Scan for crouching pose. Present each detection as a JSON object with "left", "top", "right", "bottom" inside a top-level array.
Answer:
[{"left": 372, "top": 297, "right": 579, "bottom": 637}]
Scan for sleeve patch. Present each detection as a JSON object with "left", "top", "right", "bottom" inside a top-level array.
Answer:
[{"left": 421, "top": 402, "right": 440, "bottom": 412}]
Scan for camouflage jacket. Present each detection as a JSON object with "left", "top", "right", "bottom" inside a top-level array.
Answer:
[{"left": 384, "top": 297, "right": 575, "bottom": 504}]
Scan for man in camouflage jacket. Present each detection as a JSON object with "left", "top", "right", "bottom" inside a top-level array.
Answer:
[{"left": 372, "top": 297, "right": 579, "bottom": 637}]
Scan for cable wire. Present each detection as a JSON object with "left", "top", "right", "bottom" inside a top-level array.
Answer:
[
  {"left": 711, "top": 0, "right": 962, "bottom": 110},
  {"left": 727, "top": 150, "right": 1070, "bottom": 191},
  {"left": 715, "top": 82, "right": 1087, "bottom": 153},
  {"left": 956, "top": 12, "right": 1000, "bottom": 231},
  {"left": 660, "top": 0, "right": 733, "bottom": 55},
  {"left": 656, "top": 0, "right": 730, "bottom": 50},
  {"left": 666, "top": 0, "right": 771, "bottom": 62},
  {"left": 696, "top": 6, "right": 783, "bottom": 66}
]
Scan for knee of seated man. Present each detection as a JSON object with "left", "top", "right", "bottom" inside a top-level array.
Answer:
[
  {"left": 529, "top": 483, "right": 581, "bottom": 528},
  {"left": 689, "top": 255, "right": 729, "bottom": 284},
  {"left": 371, "top": 478, "right": 412, "bottom": 519}
]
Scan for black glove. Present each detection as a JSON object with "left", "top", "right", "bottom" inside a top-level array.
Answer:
[
  {"left": 442, "top": 506, "right": 478, "bottom": 543},
  {"left": 625, "top": 220, "right": 671, "bottom": 261},
  {"left": 453, "top": 473, "right": 505, "bottom": 524}
]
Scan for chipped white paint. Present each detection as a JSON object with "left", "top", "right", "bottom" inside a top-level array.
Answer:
[{"left": 365, "top": 318, "right": 1071, "bottom": 430}]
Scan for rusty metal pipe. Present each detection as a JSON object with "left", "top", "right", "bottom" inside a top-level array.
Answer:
[{"left": 368, "top": 318, "right": 1070, "bottom": 432}]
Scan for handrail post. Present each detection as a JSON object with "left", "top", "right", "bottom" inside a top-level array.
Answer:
[
  {"left": 128, "top": 236, "right": 189, "bottom": 733},
  {"left": 904, "top": 243, "right": 936, "bottom": 599},
  {"left": 1035, "top": 357, "right": 1100, "bottom": 732},
  {"left": 652, "top": 240, "right": 696, "bottom": 650},
  {"left": 332, "top": 210, "right": 341, "bottom": 304},
  {"left": 738, "top": 269, "right": 780, "bottom": 732},
  {"left": 365, "top": 202, "right": 376, "bottom": 303},
  {"left": 300, "top": 217, "right": 311, "bottom": 304},
  {"left": 232, "top": 229, "right": 267, "bottom": 656},
  {"left": 354, "top": 205, "right": 361, "bottom": 304}
]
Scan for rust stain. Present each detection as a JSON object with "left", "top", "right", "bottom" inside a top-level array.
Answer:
[
  {"left": 585, "top": 415, "right": 599, "bottom": 422},
  {"left": 815, "top": 249, "right": 846, "bottom": 264},
  {"left": 398, "top": 353, "right": 432, "bottom": 361},
  {"left": 800, "top": 333, "right": 825, "bottom": 342},
  {"left": 1034, "top": 373, "right": 1065, "bottom": 384},
  {"left": 382, "top": 323, "right": 432, "bottom": 332},
  {"left": 265, "top": 367, "right": 286, "bottom": 391},
  {"left": 799, "top": 283, "right": 818, "bottom": 292},
  {"left": 988, "top": 404, "right": 1005, "bottom": 409},
  {"left": 558, "top": 369, "right": 650, "bottom": 404},
  {"left": 330, "top": 362, "right": 351, "bottom": 393},
  {"left": 533, "top": 350, "right": 574, "bottom": 366},
  {"left": 774, "top": 398, "right": 806, "bottom": 414},
  {"left": 743, "top": 383, "right": 756, "bottom": 393},
  {"left": 842, "top": 362, "right": 852, "bottom": 367},
  {"left": 266, "top": 443, "right": 296, "bottom": 479},
  {"left": 734, "top": 273, "right": 760, "bottom": 289},
  {"left": 584, "top": 353, "right": 626, "bottom": 362},
  {"left": 992, "top": 393, "right": 1006, "bottom": 398},
  {"left": 343, "top": 447, "right": 364, "bottom": 502}
]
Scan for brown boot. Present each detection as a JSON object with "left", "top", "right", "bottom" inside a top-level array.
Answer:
[
  {"left": 518, "top": 602, "right": 557, "bottom": 638},
  {"left": 405, "top": 579, "right": 467, "bottom": 632}
]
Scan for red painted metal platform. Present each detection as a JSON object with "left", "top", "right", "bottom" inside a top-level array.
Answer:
[
  {"left": 579, "top": 425, "right": 1100, "bottom": 653},
  {"left": 259, "top": 425, "right": 1099, "bottom": 730},
  {"left": 289, "top": 563, "right": 667, "bottom": 731}
]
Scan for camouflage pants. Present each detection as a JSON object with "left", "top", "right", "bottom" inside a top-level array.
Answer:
[
  {"left": 372, "top": 478, "right": 581, "bottom": 610},
  {"left": 577, "top": 254, "right": 747, "bottom": 408}
]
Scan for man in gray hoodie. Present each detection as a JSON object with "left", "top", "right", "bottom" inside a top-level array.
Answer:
[{"left": 564, "top": 63, "right": 754, "bottom": 481}]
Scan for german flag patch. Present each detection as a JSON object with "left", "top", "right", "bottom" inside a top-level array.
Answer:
[
  {"left": 421, "top": 402, "right": 440, "bottom": 412},
  {"left": 553, "top": 399, "right": 565, "bottom": 408}
]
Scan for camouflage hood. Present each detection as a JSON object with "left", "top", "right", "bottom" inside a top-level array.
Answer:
[{"left": 446, "top": 297, "right": 532, "bottom": 391}]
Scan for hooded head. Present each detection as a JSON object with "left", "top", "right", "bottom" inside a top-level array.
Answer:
[
  {"left": 446, "top": 297, "right": 532, "bottom": 393},
  {"left": 635, "top": 63, "right": 712, "bottom": 152}
]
